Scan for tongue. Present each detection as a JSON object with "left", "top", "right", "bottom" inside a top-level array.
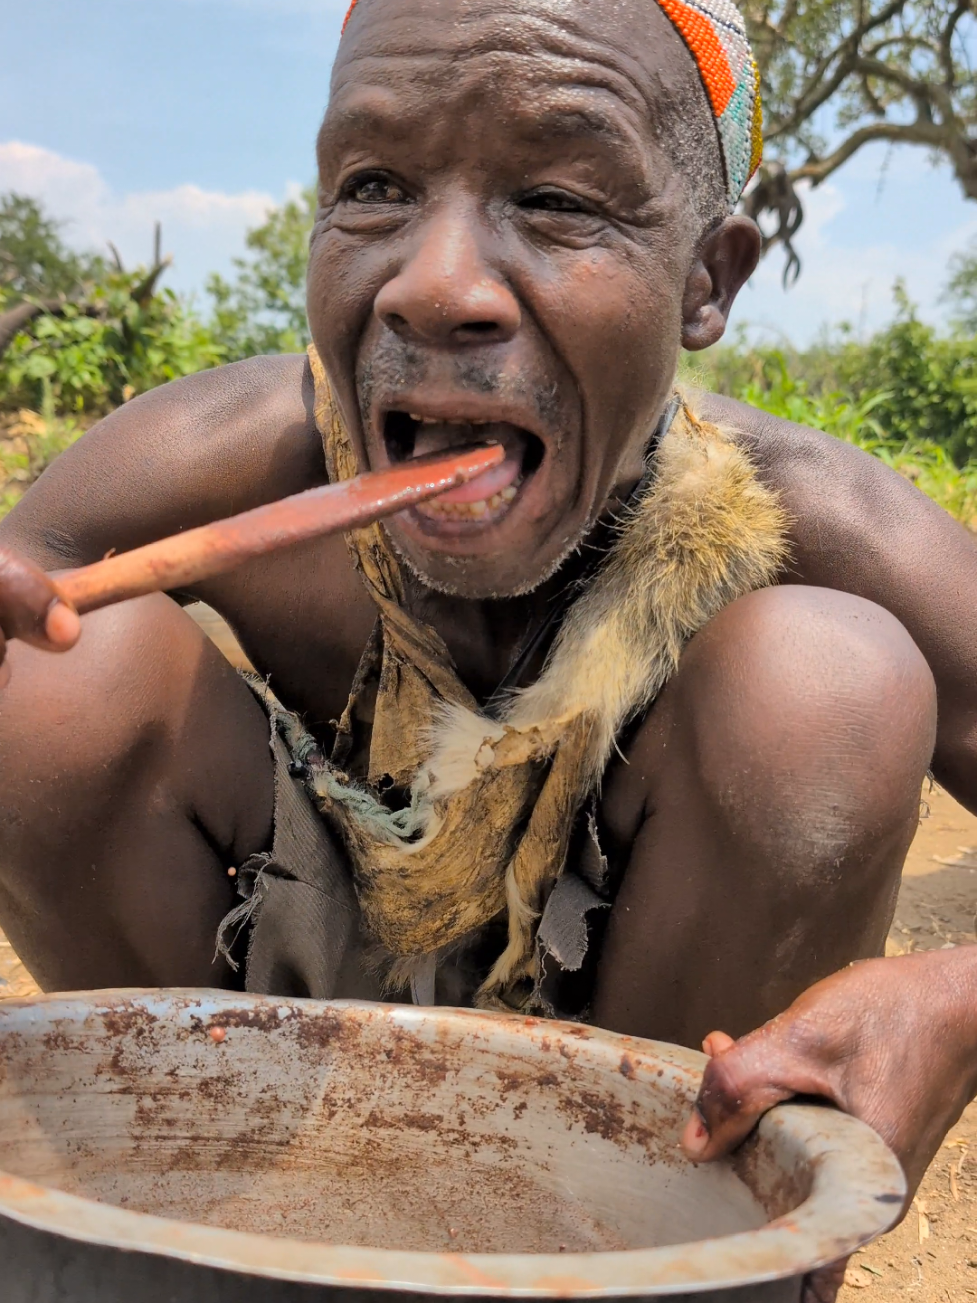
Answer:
[
  {"left": 411, "top": 421, "right": 524, "bottom": 503},
  {"left": 435, "top": 456, "right": 522, "bottom": 503}
]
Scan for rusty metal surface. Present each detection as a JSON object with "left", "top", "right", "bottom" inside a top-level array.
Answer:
[{"left": 0, "top": 991, "right": 905, "bottom": 1298}]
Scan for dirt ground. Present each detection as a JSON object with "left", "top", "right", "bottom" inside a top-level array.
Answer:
[{"left": 0, "top": 606, "right": 976, "bottom": 1298}]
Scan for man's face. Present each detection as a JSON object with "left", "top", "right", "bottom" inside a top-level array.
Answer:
[{"left": 308, "top": 0, "right": 751, "bottom": 597}]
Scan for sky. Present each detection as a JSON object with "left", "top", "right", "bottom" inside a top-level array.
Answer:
[{"left": 2, "top": 0, "right": 976, "bottom": 346}]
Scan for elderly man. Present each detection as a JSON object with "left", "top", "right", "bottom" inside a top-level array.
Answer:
[{"left": 0, "top": 0, "right": 975, "bottom": 1291}]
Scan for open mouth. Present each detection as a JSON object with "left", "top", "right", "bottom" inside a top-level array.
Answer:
[{"left": 384, "top": 410, "right": 545, "bottom": 527}]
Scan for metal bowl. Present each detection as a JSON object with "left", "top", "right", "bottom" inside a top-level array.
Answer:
[{"left": 0, "top": 990, "right": 904, "bottom": 1303}]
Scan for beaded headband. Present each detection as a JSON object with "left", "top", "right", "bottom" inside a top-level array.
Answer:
[{"left": 340, "top": 0, "right": 762, "bottom": 211}]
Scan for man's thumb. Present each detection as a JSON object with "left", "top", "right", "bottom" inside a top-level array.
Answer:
[{"left": 680, "top": 1027, "right": 833, "bottom": 1162}]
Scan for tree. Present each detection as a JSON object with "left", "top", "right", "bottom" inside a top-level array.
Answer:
[
  {"left": 0, "top": 193, "right": 106, "bottom": 304},
  {"left": 743, "top": 0, "right": 977, "bottom": 274},
  {"left": 207, "top": 186, "right": 315, "bottom": 359},
  {"left": 945, "top": 239, "right": 977, "bottom": 331},
  {"left": 0, "top": 194, "right": 225, "bottom": 413}
]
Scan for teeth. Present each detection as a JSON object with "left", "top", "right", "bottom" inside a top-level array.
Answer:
[
  {"left": 413, "top": 475, "right": 524, "bottom": 522},
  {"left": 405, "top": 413, "right": 492, "bottom": 427}
]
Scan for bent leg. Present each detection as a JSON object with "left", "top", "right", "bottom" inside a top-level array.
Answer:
[
  {"left": 0, "top": 594, "right": 273, "bottom": 990},
  {"left": 593, "top": 585, "right": 937, "bottom": 1046}
]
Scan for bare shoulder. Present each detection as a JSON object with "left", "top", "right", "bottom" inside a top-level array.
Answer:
[
  {"left": 693, "top": 390, "right": 977, "bottom": 593},
  {"left": 0, "top": 354, "right": 321, "bottom": 567},
  {"left": 694, "top": 390, "right": 977, "bottom": 802}
]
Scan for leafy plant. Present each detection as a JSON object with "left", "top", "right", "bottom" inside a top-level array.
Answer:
[
  {"left": 0, "top": 270, "right": 226, "bottom": 414},
  {"left": 0, "top": 193, "right": 105, "bottom": 304},
  {"left": 683, "top": 304, "right": 977, "bottom": 531},
  {"left": 945, "top": 239, "right": 977, "bottom": 334},
  {"left": 0, "top": 194, "right": 227, "bottom": 414},
  {"left": 690, "top": 288, "right": 977, "bottom": 465},
  {"left": 206, "top": 186, "right": 314, "bottom": 359}
]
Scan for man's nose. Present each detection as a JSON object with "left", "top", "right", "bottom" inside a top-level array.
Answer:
[{"left": 374, "top": 205, "right": 521, "bottom": 345}]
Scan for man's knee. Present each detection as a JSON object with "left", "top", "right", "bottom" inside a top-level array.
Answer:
[
  {"left": 0, "top": 594, "right": 273, "bottom": 987},
  {"left": 670, "top": 584, "right": 936, "bottom": 858},
  {"left": 0, "top": 593, "right": 270, "bottom": 858}
]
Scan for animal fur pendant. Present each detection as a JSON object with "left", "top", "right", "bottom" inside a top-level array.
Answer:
[{"left": 306, "top": 353, "right": 789, "bottom": 1010}]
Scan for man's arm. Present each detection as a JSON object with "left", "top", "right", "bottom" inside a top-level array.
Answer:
[
  {"left": 0, "top": 355, "right": 320, "bottom": 680},
  {"left": 691, "top": 394, "right": 977, "bottom": 1300},
  {"left": 698, "top": 392, "right": 977, "bottom": 814},
  {"left": 0, "top": 354, "right": 321, "bottom": 571}
]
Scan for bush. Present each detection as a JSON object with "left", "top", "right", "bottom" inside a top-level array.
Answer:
[
  {"left": 0, "top": 272, "right": 226, "bottom": 414},
  {"left": 0, "top": 192, "right": 228, "bottom": 416},
  {"left": 206, "top": 186, "right": 314, "bottom": 360},
  {"left": 683, "top": 307, "right": 977, "bottom": 531},
  {"left": 691, "top": 287, "right": 977, "bottom": 466}
]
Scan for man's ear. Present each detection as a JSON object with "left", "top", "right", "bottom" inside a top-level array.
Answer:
[{"left": 680, "top": 216, "right": 761, "bottom": 352}]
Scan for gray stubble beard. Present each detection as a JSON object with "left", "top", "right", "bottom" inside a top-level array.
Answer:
[{"left": 384, "top": 517, "right": 594, "bottom": 601}]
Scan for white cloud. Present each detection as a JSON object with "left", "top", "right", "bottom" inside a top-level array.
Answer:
[
  {"left": 0, "top": 141, "right": 285, "bottom": 297},
  {"left": 733, "top": 152, "right": 977, "bottom": 346}
]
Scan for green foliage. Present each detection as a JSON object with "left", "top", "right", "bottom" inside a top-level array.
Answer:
[
  {"left": 0, "top": 193, "right": 105, "bottom": 303},
  {"left": 945, "top": 240, "right": 977, "bottom": 334},
  {"left": 0, "top": 269, "right": 226, "bottom": 414},
  {"left": 0, "top": 192, "right": 227, "bottom": 414},
  {"left": 683, "top": 301, "right": 977, "bottom": 531},
  {"left": 833, "top": 295, "right": 977, "bottom": 465},
  {"left": 206, "top": 186, "right": 314, "bottom": 360},
  {"left": 689, "top": 289, "right": 977, "bottom": 465}
]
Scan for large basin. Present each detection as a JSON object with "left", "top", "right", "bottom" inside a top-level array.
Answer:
[{"left": 0, "top": 990, "right": 904, "bottom": 1302}]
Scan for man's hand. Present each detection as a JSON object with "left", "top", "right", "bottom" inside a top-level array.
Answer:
[
  {"left": 680, "top": 949, "right": 977, "bottom": 1300},
  {"left": 0, "top": 547, "right": 80, "bottom": 687}
]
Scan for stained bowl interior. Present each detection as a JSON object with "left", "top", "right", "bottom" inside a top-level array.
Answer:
[{"left": 0, "top": 991, "right": 905, "bottom": 1295}]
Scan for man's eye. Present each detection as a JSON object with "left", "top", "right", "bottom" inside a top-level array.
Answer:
[
  {"left": 519, "top": 190, "right": 590, "bottom": 214},
  {"left": 345, "top": 174, "right": 409, "bottom": 204}
]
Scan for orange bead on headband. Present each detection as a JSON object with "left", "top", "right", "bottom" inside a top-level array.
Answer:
[
  {"left": 655, "top": 0, "right": 762, "bottom": 207},
  {"left": 340, "top": 0, "right": 762, "bottom": 210}
]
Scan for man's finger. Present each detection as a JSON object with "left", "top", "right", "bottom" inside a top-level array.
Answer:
[
  {"left": 0, "top": 550, "right": 77, "bottom": 649},
  {"left": 702, "top": 1030, "right": 735, "bottom": 1057},
  {"left": 681, "top": 1023, "right": 839, "bottom": 1162},
  {"left": 43, "top": 598, "right": 81, "bottom": 648}
]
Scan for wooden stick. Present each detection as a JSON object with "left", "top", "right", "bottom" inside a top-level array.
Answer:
[{"left": 56, "top": 445, "right": 504, "bottom": 615}]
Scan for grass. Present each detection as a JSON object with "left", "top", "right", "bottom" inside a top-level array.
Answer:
[
  {"left": 0, "top": 387, "right": 86, "bottom": 518},
  {"left": 679, "top": 352, "right": 977, "bottom": 533}
]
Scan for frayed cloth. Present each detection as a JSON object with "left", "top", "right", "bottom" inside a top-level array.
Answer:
[{"left": 288, "top": 346, "right": 789, "bottom": 1011}]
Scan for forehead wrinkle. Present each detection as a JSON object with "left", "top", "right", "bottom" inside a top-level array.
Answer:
[
  {"left": 332, "top": 7, "right": 683, "bottom": 135},
  {"left": 323, "top": 72, "right": 657, "bottom": 198},
  {"left": 320, "top": 92, "right": 418, "bottom": 152},
  {"left": 505, "top": 94, "right": 655, "bottom": 184}
]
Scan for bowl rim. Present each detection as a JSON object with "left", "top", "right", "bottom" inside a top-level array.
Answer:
[{"left": 0, "top": 989, "right": 906, "bottom": 1297}]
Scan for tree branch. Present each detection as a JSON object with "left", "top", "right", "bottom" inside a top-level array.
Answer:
[
  {"left": 939, "top": 0, "right": 972, "bottom": 89},
  {"left": 790, "top": 119, "right": 947, "bottom": 187},
  {"left": 763, "top": 0, "right": 912, "bottom": 141}
]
